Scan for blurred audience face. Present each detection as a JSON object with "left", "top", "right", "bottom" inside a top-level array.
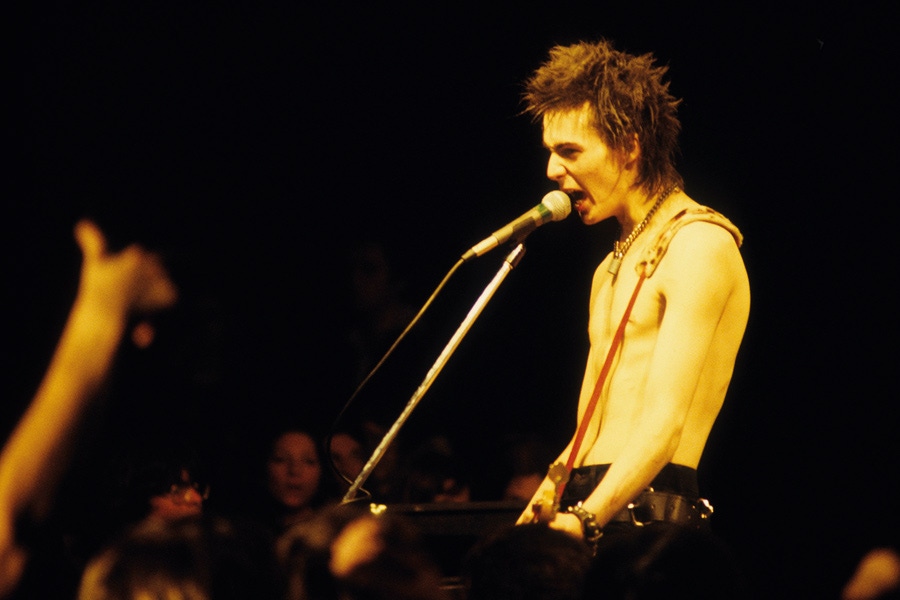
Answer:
[
  {"left": 330, "top": 432, "right": 366, "bottom": 484},
  {"left": 147, "top": 467, "right": 207, "bottom": 522},
  {"left": 267, "top": 431, "right": 322, "bottom": 512}
]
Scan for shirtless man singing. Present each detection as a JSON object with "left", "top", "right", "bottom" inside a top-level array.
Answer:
[{"left": 515, "top": 39, "right": 750, "bottom": 550}]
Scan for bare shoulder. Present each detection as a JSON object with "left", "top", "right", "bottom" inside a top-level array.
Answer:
[
  {"left": 654, "top": 219, "right": 749, "bottom": 299},
  {"left": 676, "top": 219, "right": 743, "bottom": 252},
  {"left": 638, "top": 201, "right": 744, "bottom": 275}
]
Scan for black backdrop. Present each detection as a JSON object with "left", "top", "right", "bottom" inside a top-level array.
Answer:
[{"left": 6, "top": 2, "right": 899, "bottom": 597}]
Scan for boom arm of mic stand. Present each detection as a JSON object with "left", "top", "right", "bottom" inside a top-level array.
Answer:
[{"left": 342, "top": 243, "right": 528, "bottom": 504}]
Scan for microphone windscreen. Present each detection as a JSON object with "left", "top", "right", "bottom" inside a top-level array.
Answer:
[{"left": 541, "top": 190, "right": 572, "bottom": 222}]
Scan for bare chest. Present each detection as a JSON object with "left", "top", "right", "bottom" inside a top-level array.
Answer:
[{"left": 588, "top": 265, "right": 662, "bottom": 349}]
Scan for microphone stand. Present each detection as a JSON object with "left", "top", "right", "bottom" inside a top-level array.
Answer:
[{"left": 342, "top": 242, "right": 528, "bottom": 504}]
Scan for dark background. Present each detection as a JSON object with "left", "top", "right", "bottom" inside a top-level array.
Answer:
[{"left": 5, "top": 2, "right": 898, "bottom": 597}]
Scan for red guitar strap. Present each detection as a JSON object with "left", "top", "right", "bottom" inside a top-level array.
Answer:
[
  {"left": 553, "top": 206, "right": 744, "bottom": 502},
  {"left": 556, "top": 270, "right": 646, "bottom": 501}
]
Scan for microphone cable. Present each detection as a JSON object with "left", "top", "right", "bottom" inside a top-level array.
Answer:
[{"left": 325, "top": 256, "right": 466, "bottom": 499}]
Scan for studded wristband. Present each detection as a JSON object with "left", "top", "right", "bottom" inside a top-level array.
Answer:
[{"left": 566, "top": 502, "right": 603, "bottom": 548}]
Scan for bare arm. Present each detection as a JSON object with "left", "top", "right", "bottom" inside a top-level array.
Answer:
[{"left": 0, "top": 220, "right": 177, "bottom": 597}]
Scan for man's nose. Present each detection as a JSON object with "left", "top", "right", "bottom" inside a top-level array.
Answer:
[{"left": 546, "top": 154, "right": 566, "bottom": 181}]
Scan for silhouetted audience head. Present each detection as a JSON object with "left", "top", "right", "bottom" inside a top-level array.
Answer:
[
  {"left": 329, "top": 510, "right": 451, "bottom": 600},
  {"left": 461, "top": 522, "right": 593, "bottom": 600},
  {"left": 402, "top": 435, "right": 471, "bottom": 504},
  {"left": 278, "top": 502, "right": 450, "bottom": 600},
  {"left": 277, "top": 502, "right": 368, "bottom": 600},
  {"left": 78, "top": 514, "right": 282, "bottom": 600},
  {"left": 493, "top": 433, "right": 556, "bottom": 503},
  {"left": 583, "top": 523, "right": 750, "bottom": 599}
]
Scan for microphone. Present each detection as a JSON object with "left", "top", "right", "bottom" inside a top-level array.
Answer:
[{"left": 462, "top": 191, "right": 571, "bottom": 261}]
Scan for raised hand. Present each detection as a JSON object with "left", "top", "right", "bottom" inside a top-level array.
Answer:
[{"left": 73, "top": 219, "right": 178, "bottom": 317}]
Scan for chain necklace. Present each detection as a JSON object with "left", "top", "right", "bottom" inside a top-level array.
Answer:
[{"left": 608, "top": 184, "right": 678, "bottom": 276}]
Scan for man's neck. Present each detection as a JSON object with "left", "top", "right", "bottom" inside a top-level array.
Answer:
[{"left": 617, "top": 188, "right": 666, "bottom": 243}]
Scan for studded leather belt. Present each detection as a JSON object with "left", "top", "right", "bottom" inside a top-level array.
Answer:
[{"left": 608, "top": 490, "right": 714, "bottom": 529}]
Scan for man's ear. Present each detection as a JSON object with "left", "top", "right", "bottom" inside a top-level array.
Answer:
[{"left": 623, "top": 134, "right": 641, "bottom": 168}]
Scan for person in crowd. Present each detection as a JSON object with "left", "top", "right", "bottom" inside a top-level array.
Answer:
[
  {"left": 0, "top": 219, "right": 177, "bottom": 598},
  {"left": 513, "top": 39, "right": 750, "bottom": 558},
  {"left": 277, "top": 501, "right": 452, "bottom": 600},
  {"left": 77, "top": 514, "right": 283, "bottom": 600},
  {"left": 581, "top": 522, "right": 750, "bottom": 599},
  {"left": 401, "top": 435, "right": 471, "bottom": 504},
  {"left": 60, "top": 440, "right": 213, "bottom": 576},
  {"left": 277, "top": 502, "right": 370, "bottom": 600},
  {"left": 328, "top": 508, "right": 451, "bottom": 600},
  {"left": 326, "top": 422, "right": 368, "bottom": 495},
  {"left": 460, "top": 522, "right": 593, "bottom": 600},
  {"left": 256, "top": 424, "right": 339, "bottom": 537},
  {"left": 116, "top": 443, "right": 211, "bottom": 526}
]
